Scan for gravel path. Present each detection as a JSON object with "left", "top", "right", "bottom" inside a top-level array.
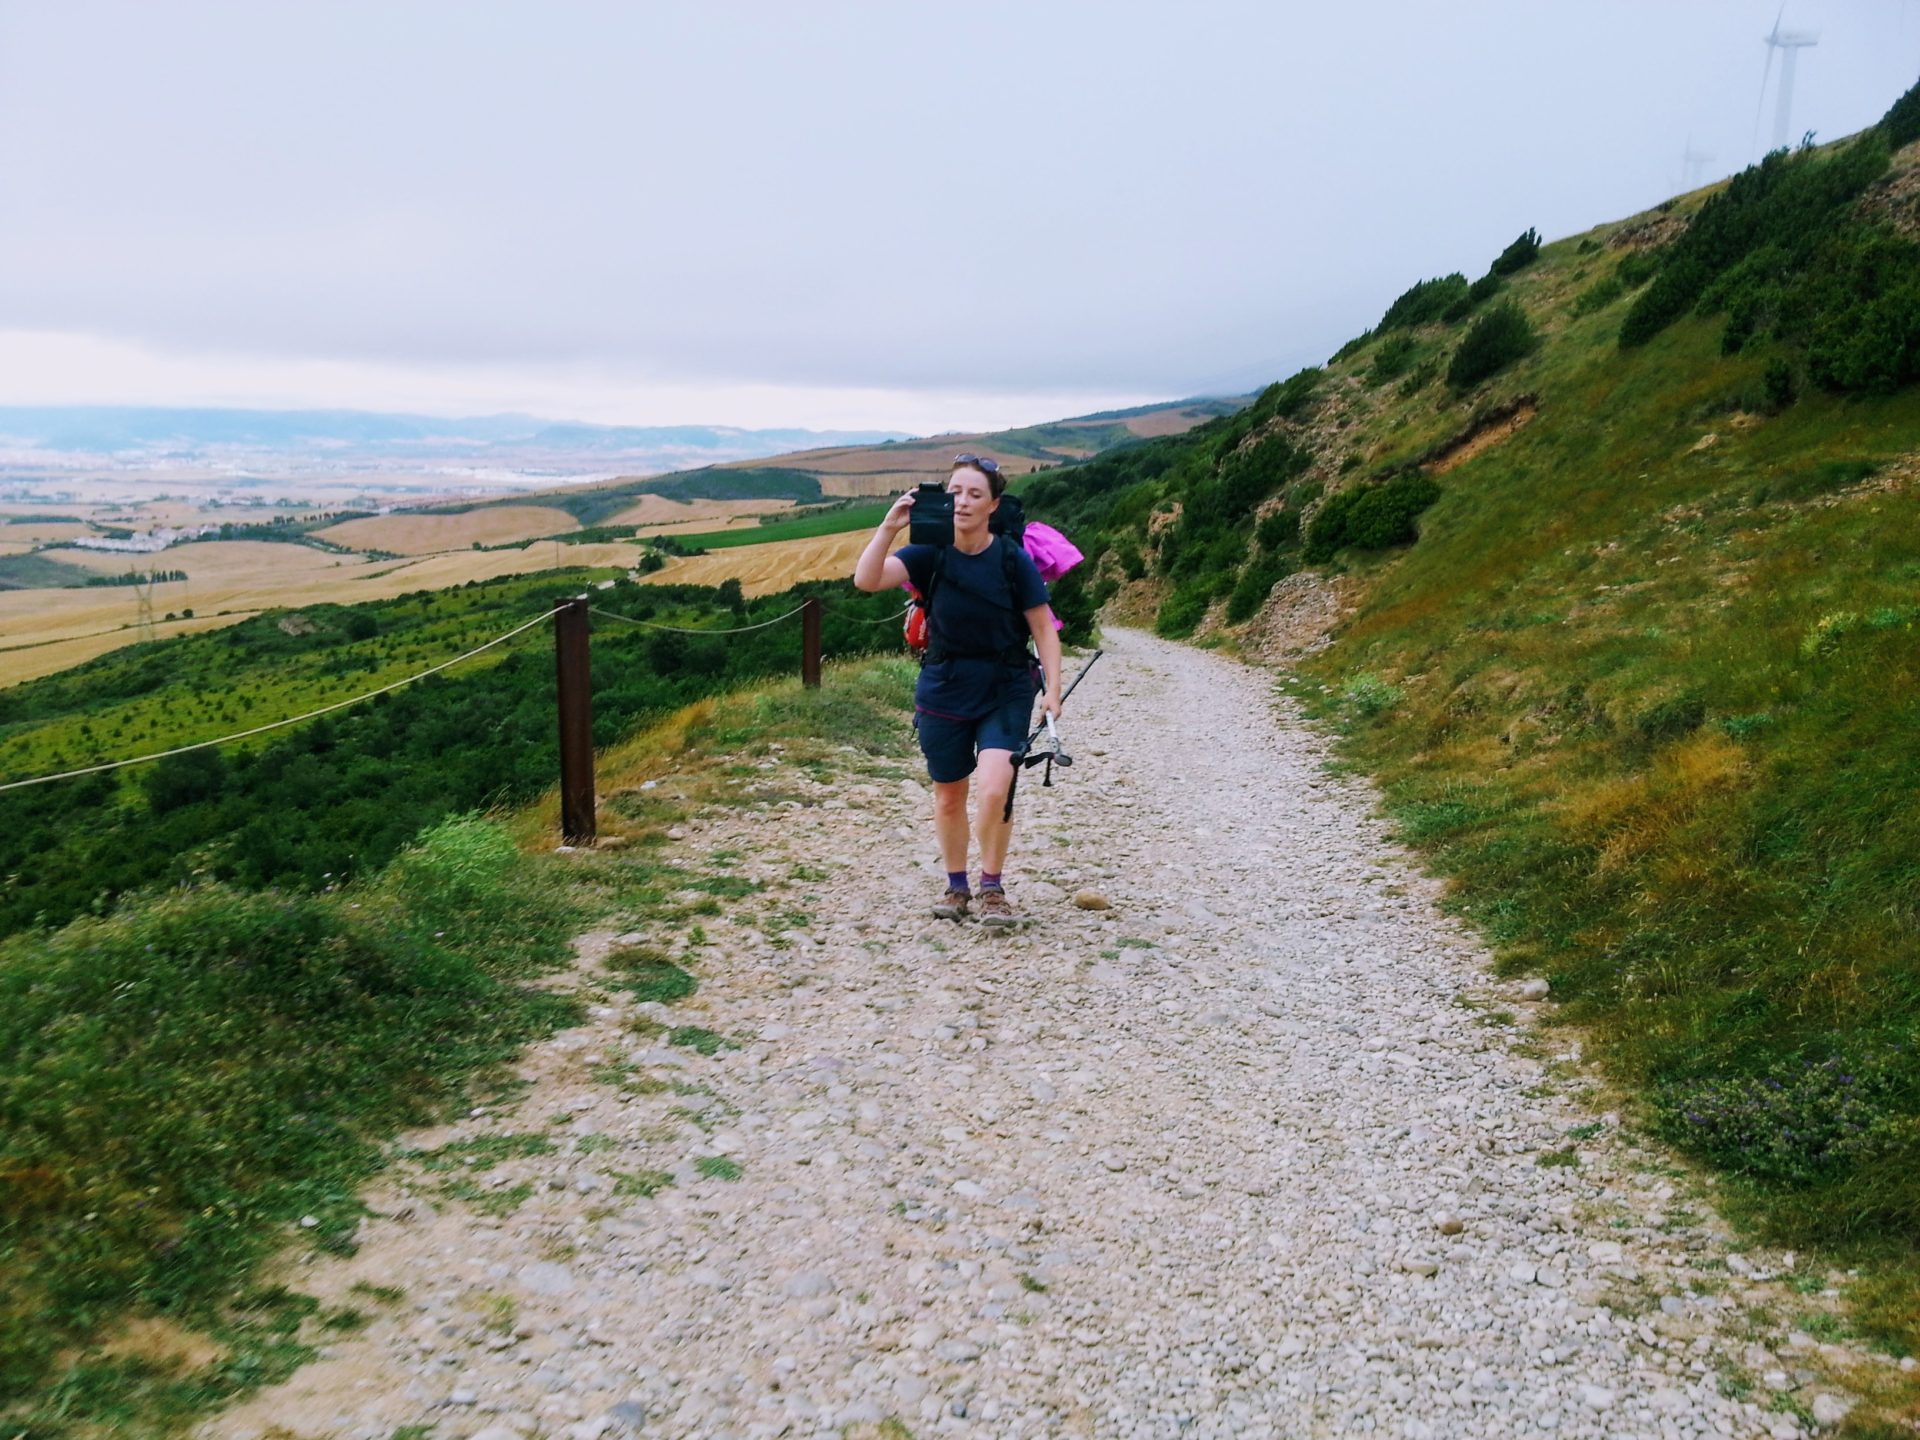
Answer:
[{"left": 205, "top": 627, "right": 1861, "bottom": 1440}]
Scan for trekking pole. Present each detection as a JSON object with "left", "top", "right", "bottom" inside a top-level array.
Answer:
[{"left": 1002, "top": 648, "right": 1104, "bottom": 823}]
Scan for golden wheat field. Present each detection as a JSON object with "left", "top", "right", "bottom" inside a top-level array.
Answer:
[
  {"left": 313, "top": 505, "right": 581, "bottom": 554},
  {"left": 636, "top": 528, "right": 875, "bottom": 598},
  {"left": 0, "top": 522, "right": 96, "bottom": 549},
  {"left": 604, "top": 496, "right": 794, "bottom": 529},
  {"left": 0, "top": 527, "right": 880, "bottom": 685}
]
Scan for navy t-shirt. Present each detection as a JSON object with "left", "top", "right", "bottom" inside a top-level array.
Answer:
[{"left": 898, "top": 538, "right": 1049, "bottom": 719}]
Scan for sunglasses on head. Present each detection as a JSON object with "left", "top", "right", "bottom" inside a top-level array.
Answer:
[{"left": 951, "top": 453, "right": 1000, "bottom": 474}]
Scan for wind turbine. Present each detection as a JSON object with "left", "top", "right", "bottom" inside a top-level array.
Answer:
[
  {"left": 1753, "top": 5, "right": 1820, "bottom": 157},
  {"left": 1680, "top": 136, "right": 1715, "bottom": 190}
]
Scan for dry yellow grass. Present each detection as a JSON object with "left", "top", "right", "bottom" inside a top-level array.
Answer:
[
  {"left": 0, "top": 538, "right": 655, "bottom": 686},
  {"left": 0, "top": 523, "right": 95, "bottom": 547},
  {"left": 604, "top": 496, "right": 794, "bottom": 529},
  {"left": 638, "top": 529, "right": 875, "bottom": 598},
  {"left": 314, "top": 506, "right": 579, "bottom": 554}
]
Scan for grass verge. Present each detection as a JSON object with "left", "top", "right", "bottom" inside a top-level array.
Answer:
[{"left": 1, "top": 654, "right": 921, "bottom": 1436}]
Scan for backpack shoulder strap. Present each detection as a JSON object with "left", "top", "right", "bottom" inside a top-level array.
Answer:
[{"left": 922, "top": 544, "right": 949, "bottom": 612}]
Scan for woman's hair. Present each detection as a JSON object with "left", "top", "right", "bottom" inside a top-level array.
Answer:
[{"left": 951, "top": 459, "right": 1006, "bottom": 499}]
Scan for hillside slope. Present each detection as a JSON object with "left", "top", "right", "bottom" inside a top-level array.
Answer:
[
  {"left": 1031, "top": 84, "right": 1920, "bottom": 1384},
  {"left": 442, "top": 395, "right": 1245, "bottom": 521}
]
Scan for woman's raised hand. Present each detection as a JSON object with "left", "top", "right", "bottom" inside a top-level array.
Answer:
[{"left": 883, "top": 490, "right": 916, "bottom": 533}]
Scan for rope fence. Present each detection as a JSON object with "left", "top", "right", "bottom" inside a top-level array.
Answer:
[
  {"left": 0, "top": 592, "right": 910, "bottom": 805},
  {"left": 0, "top": 609, "right": 556, "bottom": 794},
  {"left": 586, "top": 601, "right": 810, "bottom": 635}
]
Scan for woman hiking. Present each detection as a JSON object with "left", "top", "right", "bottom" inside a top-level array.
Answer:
[{"left": 852, "top": 454, "right": 1063, "bottom": 926}]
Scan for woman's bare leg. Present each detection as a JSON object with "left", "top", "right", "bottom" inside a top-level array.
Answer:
[
  {"left": 932, "top": 778, "right": 971, "bottom": 875},
  {"left": 971, "top": 749, "right": 1018, "bottom": 877}
]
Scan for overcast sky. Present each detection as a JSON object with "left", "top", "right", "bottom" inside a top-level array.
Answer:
[{"left": 1, "top": 1, "right": 1915, "bottom": 433}]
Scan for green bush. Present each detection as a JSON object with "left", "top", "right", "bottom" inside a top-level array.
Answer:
[
  {"left": 1763, "top": 358, "right": 1797, "bottom": 412},
  {"left": 1378, "top": 274, "right": 1469, "bottom": 331},
  {"left": 1442, "top": 272, "right": 1504, "bottom": 323},
  {"left": 1802, "top": 232, "right": 1920, "bottom": 393},
  {"left": 1224, "top": 554, "right": 1294, "bottom": 623},
  {"left": 1490, "top": 227, "right": 1542, "bottom": 276},
  {"left": 1657, "top": 1050, "right": 1917, "bottom": 1187},
  {"left": 142, "top": 747, "right": 229, "bottom": 814},
  {"left": 1569, "top": 274, "right": 1625, "bottom": 317},
  {"left": 1397, "top": 360, "right": 1441, "bottom": 397},
  {"left": 1615, "top": 250, "right": 1660, "bottom": 288},
  {"left": 1619, "top": 135, "right": 1890, "bottom": 352},
  {"left": 1367, "top": 333, "right": 1421, "bottom": 386},
  {"left": 1252, "top": 366, "right": 1324, "bottom": 422},
  {"left": 1331, "top": 331, "right": 1373, "bottom": 363},
  {"left": 1303, "top": 475, "right": 1441, "bottom": 562},
  {"left": 1255, "top": 507, "right": 1302, "bottom": 551},
  {"left": 1154, "top": 579, "right": 1215, "bottom": 638},
  {"left": 1346, "top": 475, "right": 1443, "bottom": 549},
  {"left": 1883, "top": 74, "right": 1920, "bottom": 148},
  {"left": 1447, "top": 301, "right": 1538, "bottom": 389}
]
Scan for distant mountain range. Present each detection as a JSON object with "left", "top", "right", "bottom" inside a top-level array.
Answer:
[{"left": 0, "top": 405, "right": 910, "bottom": 470}]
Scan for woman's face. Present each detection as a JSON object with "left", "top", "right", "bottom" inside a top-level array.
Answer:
[{"left": 947, "top": 467, "right": 998, "bottom": 531}]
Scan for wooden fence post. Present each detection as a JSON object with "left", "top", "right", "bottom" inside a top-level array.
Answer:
[
  {"left": 801, "top": 596, "right": 822, "bottom": 689},
  {"left": 554, "top": 596, "right": 596, "bottom": 845}
]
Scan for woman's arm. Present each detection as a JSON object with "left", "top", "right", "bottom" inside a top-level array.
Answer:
[
  {"left": 853, "top": 490, "right": 916, "bottom": 592},
  {"left": 1026, "top": 605, "right": 1064, "bottom": 720}
]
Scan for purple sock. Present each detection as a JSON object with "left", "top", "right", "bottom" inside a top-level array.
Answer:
[
  {"left": 980, "top": 871, "right": 1002, "bottom": 890},
  {"left": 947, "top": 871, "right": 970, "bottom": 893}
]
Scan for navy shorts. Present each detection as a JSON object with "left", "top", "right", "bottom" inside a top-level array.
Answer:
[{"left": 915, "top": 687, "right": 1036, "bottom": 783}]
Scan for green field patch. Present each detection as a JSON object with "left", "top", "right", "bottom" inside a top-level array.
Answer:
[
  {"left": 0, "top": 551, "right": 106, "bottom": 590},
  {"left": 670, "top": 500, "right": 891, "bottom": 551}
]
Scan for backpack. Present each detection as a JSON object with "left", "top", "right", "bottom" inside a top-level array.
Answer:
[{"left": 904, "top": 497, "right": 1048, "bottom": 664}]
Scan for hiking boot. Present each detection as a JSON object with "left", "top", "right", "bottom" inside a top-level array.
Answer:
[
  {"left": 932, "top": 886, "right": 971, "bottom": 920},
  {"left": 976, "top": 886, "right": 1019, "bottom": 927}
]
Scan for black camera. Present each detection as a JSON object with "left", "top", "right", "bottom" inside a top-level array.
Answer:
[{"left": 909, "top": 481, "right": 954, "bottom": 548}]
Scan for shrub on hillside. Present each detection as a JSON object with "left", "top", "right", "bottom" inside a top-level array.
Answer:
[
  {"left": 1447, "top": 301, "right": 1538, "bottom": 389},
  {"left": 1616, "top": 250, "right": 1661, "bottom": 289},
  {"left": 1802, "top": 232, "right": 1920, "bottom": 393},
  {"left": 143, "top": 747, "right": 229, "bottom": 814},
  {"left": 1378, "top": 274, "right": 1470, "bottom": 331},
  {"left": 1367, "top": 333, "right": 1421, "bottom": 386},
  {"left": 1256, "top": 507, "right": 1302, "bottom": 551},
  {"left": 1569, "top": 273, "right": 1625, "bottom": 317},
  {"left": 1884, "top": 74, "right": 1920, "bottom": 148},
  {"left": 1490, "top": 227, "right": 1543, "bottom": 276},
  {"left": 1155, "top": 578, "right": 1215, "bottom": 638},
  {"left": 1331, "top": 331, "right": 1374, "bottom": 363},
  {"left": 1443, "top": 272, "right": 1504, "bottom": 323},
  {"left": 1397, "top": 360, "right": 1442, "bottom": 397},
  {"left": 1619, "top": 135, "right": 1890, "bottom": 351},
  {"left": 1303, "top": 475, "right": 1441, "bottom": 562},
  {"left": 1253, "top": 366, "right": 1324, "bottom": 422},
  {"left": 1224, "top": 554, "right": 1294, "bottom": 623}
]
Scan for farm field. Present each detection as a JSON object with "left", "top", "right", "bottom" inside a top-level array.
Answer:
[
  {"left": 638, "top": 527, "right": 875, "bottom": 597},
  {"left": 0, "top": 522, "right": 96, "bottom": 553},
  {"left": 604, "top": 495, "right": 795, "bottom": 528},
  {"left": 0, "top": 525, "right": 880, "bottom": 683},
  {"left": 313, "top": 505, "right": 579, "bottom": 553}
]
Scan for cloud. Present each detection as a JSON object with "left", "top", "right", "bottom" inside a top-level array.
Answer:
[{"left": 0, "top": 0, "right": 1912, "bottom": 424}]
